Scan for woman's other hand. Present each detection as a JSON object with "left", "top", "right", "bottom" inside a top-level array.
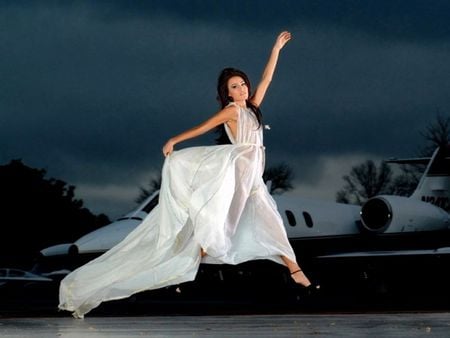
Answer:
[{"left": 162, "top": 139, "right": 175, "bottom": 157}]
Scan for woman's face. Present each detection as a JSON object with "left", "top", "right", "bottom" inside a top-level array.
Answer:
[{"left": 227, "top": 76, "right": 248, "bottom": 102}]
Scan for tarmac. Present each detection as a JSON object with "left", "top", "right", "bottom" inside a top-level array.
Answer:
[{"left": 1, "top": 312, "right": 450, "bottom": 337}]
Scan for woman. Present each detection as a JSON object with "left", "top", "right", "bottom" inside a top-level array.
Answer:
[{"left": 59, "top": 31, "right": 317, "bottom": 319}]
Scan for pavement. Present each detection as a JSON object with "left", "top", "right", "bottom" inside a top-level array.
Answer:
[{"left": 1, "top": 312, "right": 450, "bottom": 337}]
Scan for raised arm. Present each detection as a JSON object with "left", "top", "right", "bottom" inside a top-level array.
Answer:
[
  {"left": 250, "top": 31, "right": 291, "bottom": 108},
  {"left": 162, "top": 105, "right": 238, "bottom": 157}
]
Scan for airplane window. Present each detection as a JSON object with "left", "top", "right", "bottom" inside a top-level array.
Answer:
[
  {"left": 143, "top": 194, "right": 160, "bottom": 214},
  {"left": 302, "top": 212, "right": 314, "bottom": 228},
  {"left": 285, "top": 210, "right": 297, "bottom": 226}
]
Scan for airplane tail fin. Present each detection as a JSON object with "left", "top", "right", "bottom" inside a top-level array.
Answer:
[{"left": 386, "top": 145, "right": 450, "bottom": 211}]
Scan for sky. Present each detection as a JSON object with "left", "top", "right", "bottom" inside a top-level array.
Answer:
[{"left": 1, "top": 0, "right": 450, "bottom": 219}]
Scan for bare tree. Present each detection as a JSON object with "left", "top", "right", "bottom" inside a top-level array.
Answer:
[
  {"left": 389, "top": 164, "right": 421, "bottom": 197},
  {"left": 393, "top": 112, "right": 450, "bottom": 196},
  {"left": 420, "top": 111, "right": 450, "bottom": 156},
  {"left": 336, "top": 112, "right": 450, "bottom": 203},
  {"left": 263, "top": 162, "right": 294, "bottom": 195},
  {"left": 336, "top": 160, "right": 393, "bottom": 205}
]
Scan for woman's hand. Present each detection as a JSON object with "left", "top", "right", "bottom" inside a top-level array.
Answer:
[
  {"left": 162, "top": 139, "right": 175, "bottom": 157},
  {"left": 251, "top": 31, "right": 292, "bottom": 107},
  {"left": 274, "top": 31, "right": 291, "bottom": 51}
]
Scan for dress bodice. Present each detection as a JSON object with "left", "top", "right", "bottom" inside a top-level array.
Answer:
[{"left": 224, "top": 103, "right": 263, "bottom": 146}]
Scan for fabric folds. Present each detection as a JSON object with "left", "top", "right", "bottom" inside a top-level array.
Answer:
[{"left": 59, "top": 103, "right": 296, "bottom": 318}]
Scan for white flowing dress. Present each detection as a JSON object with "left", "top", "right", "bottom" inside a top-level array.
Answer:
[{"left": 59, "top": 103, "right": 296, "bottom": 318}]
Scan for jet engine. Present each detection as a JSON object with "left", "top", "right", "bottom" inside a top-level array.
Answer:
[{"left": 360, "top": 195, "right": 449, "bottom": 233}]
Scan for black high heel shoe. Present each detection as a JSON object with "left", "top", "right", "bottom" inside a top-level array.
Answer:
[{"left": 290, "top": 269, "right": 320, "bottom": 294}]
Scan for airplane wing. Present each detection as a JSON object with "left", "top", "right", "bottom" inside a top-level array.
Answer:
[
  {"left": 317, "top": 247, "right": 450, "bottom": 259},
  {"left": 0, "top": 269, "right": 53, "bottom": 285}
]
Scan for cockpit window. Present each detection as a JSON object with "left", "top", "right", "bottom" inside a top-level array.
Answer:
[{"left": 142, "top": 193, "right": 159, "bottom": 213}]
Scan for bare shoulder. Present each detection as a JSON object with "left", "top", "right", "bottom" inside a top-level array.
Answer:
[{"left": 217, "top": 104, "right": 239, "bottom": 120}]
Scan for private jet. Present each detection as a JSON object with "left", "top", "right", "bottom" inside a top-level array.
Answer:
[{"left": 37, "top": 145, "right": 450, "bottom": 303}]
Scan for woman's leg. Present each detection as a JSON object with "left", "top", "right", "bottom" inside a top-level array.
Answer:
[
  {"left": 200, "top": 248, "right": 207, "bottom": 257},
  {"left": 281, "top": 255, "right": 311, "bottom": 287}
]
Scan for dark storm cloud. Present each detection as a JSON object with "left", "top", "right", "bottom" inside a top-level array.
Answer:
[
  {"left": 1, "top": 0, "right": 450, "bottom": 217},
  {"left": 98, "top": 0, "right": 450, "bottom": 41}
]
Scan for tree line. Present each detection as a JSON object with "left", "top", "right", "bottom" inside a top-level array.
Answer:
[
  {"left": 0, "top": 160, "right": 109, "bottom": 268},
  {"left": 137, "top": 114, "right": 450, "bottom": 206},
  {"left": 1, "top": 113, "right": 447, "bottom": 269},
  {"left": 336, "top": 113, "right": 449, "bottom": 205}
]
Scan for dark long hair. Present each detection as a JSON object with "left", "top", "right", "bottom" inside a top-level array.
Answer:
[{"left": 215, "top": 68, "right": 263, "bottom": 144}]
